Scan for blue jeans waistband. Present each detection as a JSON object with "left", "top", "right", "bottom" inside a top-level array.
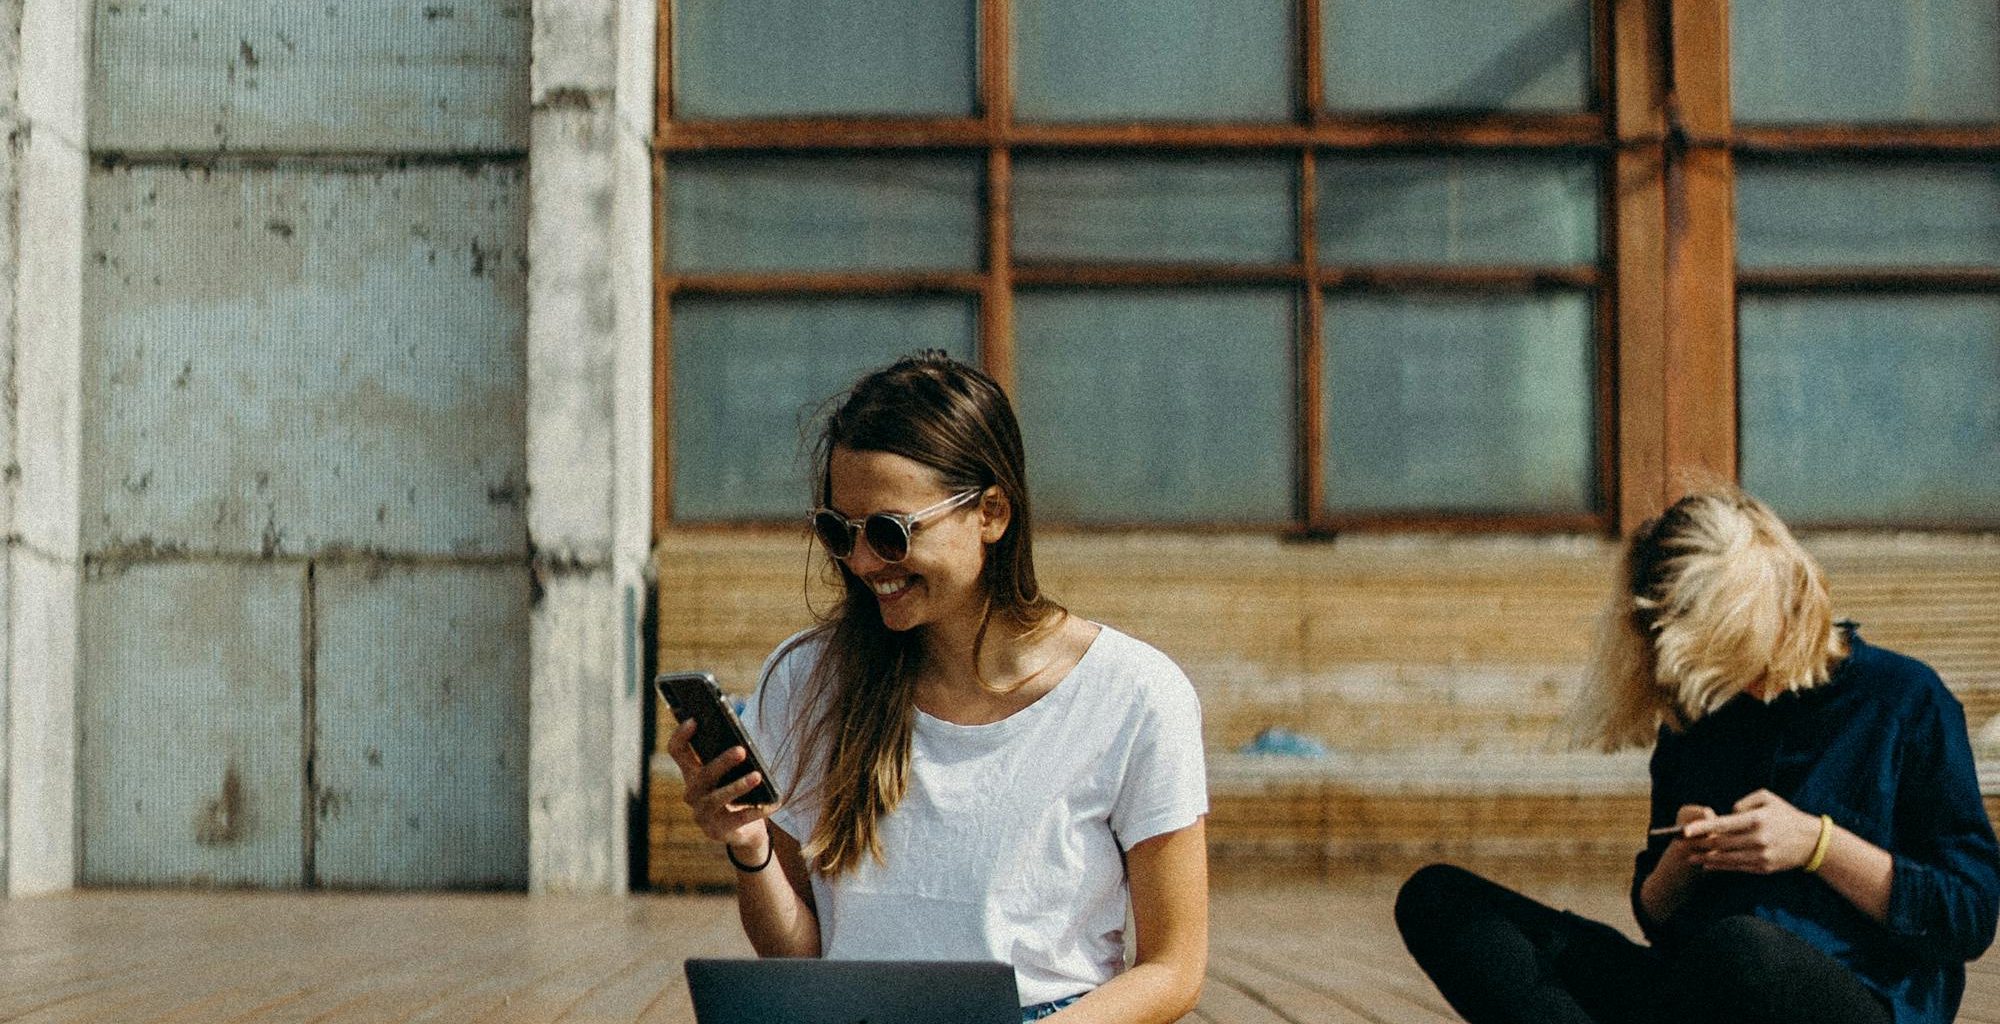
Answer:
[{"left": 1020, "top": 993, "right": 1084, "bottom": 1021}]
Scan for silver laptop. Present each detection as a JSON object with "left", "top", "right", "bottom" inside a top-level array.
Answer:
[{"left": 684, "top": 958, "right": 1020, "bottom": 1024}]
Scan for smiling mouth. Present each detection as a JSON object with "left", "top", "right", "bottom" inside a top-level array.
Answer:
[{"left": 869, "top": 577, "right": 914, "bottom": 599}]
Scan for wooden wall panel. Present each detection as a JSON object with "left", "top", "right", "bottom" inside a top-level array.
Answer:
[{"left": 653, "top": 530, "right": 2000, "bottom": 883}]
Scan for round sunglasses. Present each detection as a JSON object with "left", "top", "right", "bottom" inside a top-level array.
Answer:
[{"left": 809, "top": 488, "right": 984, "bottom": 564}]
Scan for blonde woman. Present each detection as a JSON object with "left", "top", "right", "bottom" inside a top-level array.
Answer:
[
  {"left": 1396, "top": 490, "right": 1999, "bottom": 1024},
  {"left": 666, "top": 353, "right": 1209, "bottom": 1024}
]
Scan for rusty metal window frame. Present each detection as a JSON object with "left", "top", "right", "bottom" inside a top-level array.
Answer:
[
  {"left": 1651, "top": 1, "right": 2000, "bottom": 531},
  {"left": 652, "top": 0, "right": 1635, "bottom": 536}
]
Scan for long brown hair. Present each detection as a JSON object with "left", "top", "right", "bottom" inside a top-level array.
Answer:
[
  {"left": 1571, "top": 489, "right": 1848, "bottom": 751},
  {"left": 772, "top": 351, "right": 1064, "bottom": 876}
]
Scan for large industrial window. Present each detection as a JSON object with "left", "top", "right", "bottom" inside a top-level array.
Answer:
[
  {"left": 653, "top": 0, "right": 2000, "bottom": 534},
  {"left": 1729, "top": 0, "right": 2000, "bottom": 528}
]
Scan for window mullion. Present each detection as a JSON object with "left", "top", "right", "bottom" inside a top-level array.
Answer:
[
  {"left": 1612, "top": 0, "right": 1670, "bottom": 532},
  {"left": 1664, "top": 0, "right": 1739, "bottom": 492},
  {"left": 1299, "top": 0, "right": 1322, "bottom": 526},
  {"left": 655, "top": 0, "right": 674, "bottom": 133},
  {"left": 653, "top": 146, "right": 675, "bottom": 531},
  {"left": 1300, "top": 0, "right": 1323, "bottom": 122},
  {"left": 984, "top": 147, "right": 1017, "bottom": 393},
  {"left": 1300, "top": 149, "right": 1325, "bottom": 527},
  {"left": 981, "top": 0, "right": 1016, "bottom": 392}
]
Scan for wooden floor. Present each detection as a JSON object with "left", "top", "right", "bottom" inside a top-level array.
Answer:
[{"left": 3, "top": 874, "right": 1999, "bottom": 1023}]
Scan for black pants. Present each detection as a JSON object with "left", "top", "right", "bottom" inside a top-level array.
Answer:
[{"left": 1394, "top": 864, "right": 1893, "bottom": 1024}]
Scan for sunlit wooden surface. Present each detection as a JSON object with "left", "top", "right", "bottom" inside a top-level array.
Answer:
[{"left": 3, "top": 874, "right": 1998, "bottom": 1023}]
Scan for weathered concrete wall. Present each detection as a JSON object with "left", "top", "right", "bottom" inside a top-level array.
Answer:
[
  {"left": 314, "top": 562, "right": 532, "bottom": 889},
  {"left": 81, "top": 161, "right": 531, "bottom": 558},
  {"left": 523, "top": 0, "right": 654, "bottom": 895},
  {"left": 90, "top": 1, "right": 528, "bottom": 154},
  {"left": 71, "top": 0, "right": 542, "bottom": 890},
  {"left": 78, "top": 561, "right": 306, "bottom": 886},
  {"left": 0, "top": 0, "right": 651, "bottom": 894}
]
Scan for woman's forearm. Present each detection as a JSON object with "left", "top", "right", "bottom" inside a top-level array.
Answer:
[
  {"left": 732, "top": 826, "right": 821, "bottom": 958},
  {"left": 1812, "top": 823, "right": 1895, "bottom": 925},
  {"left": 1048, "top": 960, "right": 1204, "bottom": 1024},
  {"left": 1639, "top": 844, "right": 1703, "bottom": 924}
]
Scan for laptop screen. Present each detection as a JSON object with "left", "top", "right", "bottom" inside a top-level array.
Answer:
[{"left": 685, "top": 958, "right": 1021, "bottom": 1024}]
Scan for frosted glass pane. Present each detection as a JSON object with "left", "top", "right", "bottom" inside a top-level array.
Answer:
[
  {"left": 1737, "top": 160, "right": 2000, "bottom": 269},
  {"left": 672, "top": 298, "right": 976, "bottom": 520},
  {"left": 1734, "top": 0, "right": 2000, "bottom": 123},
  {"left": 666, "top": 155, "right": 982, "bottom": 273},
  {"left": 1325, "top": 292, "right": 1595, "bottom": 513},
  {"left": 1013, "top": 155, "right": 1297, "bottom": 264},
  {"left": 1324, "top": 0, "right": 1592, "bottom": 112},
  {"left": 1014, "top": 0, "right": 1293, "bottom": 122},
  {"left": 674, "top": 0, "right": 975, "bottom": 117},
  {"left": 1319, "top": 154, "right": 1598, "bottom": 266},
  {"left": 1014, "top": 290, "right": 1294, "bottom": 522},
  {"left": 1740, "top": 295, "right": 2000, "bottom": 525}
]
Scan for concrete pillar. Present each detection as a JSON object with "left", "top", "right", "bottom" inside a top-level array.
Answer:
[
  {"left": 524, "top": 0, "right": 654, "bottom": 894},
  {"left": 0, "top": 0, "right": 18, "bottom": 893},
  {"left": 5, "top": 0, "right": 88, "bottom": 896}
]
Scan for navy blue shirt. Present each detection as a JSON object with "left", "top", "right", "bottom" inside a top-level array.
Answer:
[{"left": 1630, "top": 629, "right": 2000, "bottom": 1024}]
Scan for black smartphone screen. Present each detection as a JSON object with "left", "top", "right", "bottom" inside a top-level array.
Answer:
[{"left": 657, "top": 671, "right": 781, "bottom": 806}]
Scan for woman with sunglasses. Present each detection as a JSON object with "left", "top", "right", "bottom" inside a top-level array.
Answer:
[
  {"left": 1395, "top": 490, "right": 1999, "bottom": 1024},
  {"left": 666, "top": 351, "right": 1210, "bottom": 1024}
]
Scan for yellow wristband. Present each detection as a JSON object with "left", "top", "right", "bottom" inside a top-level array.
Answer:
[{"left": 1803, "top": 814, "right": 1834, "bottom": 873}]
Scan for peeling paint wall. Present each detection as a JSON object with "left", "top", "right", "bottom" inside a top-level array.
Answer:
[
  {"left": 1, "top": 0, "right": 650, "bottom": 895},
  {"left": 90, "top": 2, "right": 529, "bottom": 155},
  {"left": 82, "top": 162, "right": 530, "bottom": 560},
  {"left": 313, "top": 562, "right": 531, "bottom": 889},
  {"left": 79, "top": 561, "right": 307, "bottom": 886},
  {"left": 76, "top": 0, "right": 536, "bottom": 889}
]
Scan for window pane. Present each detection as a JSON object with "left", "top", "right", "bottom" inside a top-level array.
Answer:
[
  {"left": 673, "top": 0, "right": 975, "bottom": 117},
  {"left": 1014, "top": 290, "right": 1294, "bottom": 522},
  {"left": 1318, "top": 154, "right": 1598, "bottom": 266},
  {"left": 1324, "top": 292, "right": 1596, "bottom": 514},
  {"left": 666, "top": 155, "right": 982, "bottom": 273},
  {"left": 1014, "top": 0, "right": 1293, "bottom": 122},
  {"left": 1737, "top": 159, "right": 2000, "bottom": 270},
  {"left": 1323, "top": 0, "right": 1592, "bottom": 113},
  {"left": 1734, "top": 0, "right": 2000, "bottom": 123},
  {"left": 1740, "top": 294, "right": 2000, "bottom": 525},
  {"left": 672, "top": 297, "right": 976, "bottom": 520},
  {"left": 1013, "top": 155, "right": 1297, "bottom": 264}
]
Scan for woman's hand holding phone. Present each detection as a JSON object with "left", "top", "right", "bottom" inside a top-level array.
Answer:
[
  {"left": 1638, "top": 804, "right": 1719, "bottom": 923},
  {"left": 1654, "top": 804, "right": 1719, "bottom": 872},
  {"left": 665, "top": 718, "right": 777, "bottom": 860},
  {"left": 1680, "top": 789, "right": 1823, "bottom": 874}
]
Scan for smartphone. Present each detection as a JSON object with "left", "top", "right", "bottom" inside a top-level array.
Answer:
[{"left": 656, "top": 671, "right": 781, "bottom": 806}]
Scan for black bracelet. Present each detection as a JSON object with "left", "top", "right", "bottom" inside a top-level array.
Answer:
[{"left": 726, "top": 838, "right": 773, "bottom": 873}]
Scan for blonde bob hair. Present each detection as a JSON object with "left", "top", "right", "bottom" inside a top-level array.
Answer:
[{"left": 1572, "top": 489, "right": 1849, "bottom": 752}]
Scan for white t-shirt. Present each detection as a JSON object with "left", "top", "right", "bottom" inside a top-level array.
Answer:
[{"left": 743, "top": 624, "right": 1208, "bottom": 1006}]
